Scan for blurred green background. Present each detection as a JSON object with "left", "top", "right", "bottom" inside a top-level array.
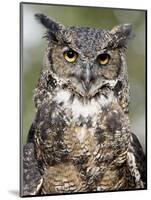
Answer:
[{"left": 22, "top": 3, "right": 146, "bottom": 150}]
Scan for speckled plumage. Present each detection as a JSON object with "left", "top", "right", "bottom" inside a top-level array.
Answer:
[{"left": 22, "top": 14, "right": 146, "bottom": 196}]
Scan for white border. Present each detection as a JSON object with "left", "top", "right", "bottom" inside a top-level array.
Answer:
[{"left": 0, "top": 0, "right": 150, "bottom": 199}]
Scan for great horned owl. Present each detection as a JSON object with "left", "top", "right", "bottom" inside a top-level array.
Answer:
[{"left": 22, "top": 13, "right": 146, "bottom": 196}]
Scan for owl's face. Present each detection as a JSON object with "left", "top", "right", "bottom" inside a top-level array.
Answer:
[
  {"left": 50, "top": 28, "right": 121, "bottom": 97},
  {"left": 36, "top": 14, "right": 132, "bottom": 99}
]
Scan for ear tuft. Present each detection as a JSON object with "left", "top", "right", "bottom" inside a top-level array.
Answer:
[
  {"left": 110, "top": 24, "right": 134, "bottom": 48},
  {"left": 111, "top": 24, "right": 132, "bottom": 37},
  {"left": 35, "top": 13, "right": 60, "bottom": 33},
  {"left": 121, "top": 24, "right": 133, "bottom": 39}
]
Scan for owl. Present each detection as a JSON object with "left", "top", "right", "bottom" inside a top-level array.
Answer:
[{"left": 22, "top": 14, "right": 146, "bottom": 196}]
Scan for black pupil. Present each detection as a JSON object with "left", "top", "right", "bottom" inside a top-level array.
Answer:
[
  {"left": 67, "top": 50, "right": 75, "bottom": 58},
  {"left": 99, "top": 54, "right": 108, "bottom": 61}
]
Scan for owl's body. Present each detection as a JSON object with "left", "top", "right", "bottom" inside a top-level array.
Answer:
[{"left": 22, "top": 14, "right": 146, "bottom": 196}]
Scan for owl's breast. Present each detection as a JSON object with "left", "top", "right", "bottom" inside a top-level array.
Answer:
[
  {"left": 52, "top": 88, "right": 124, "bottom": 160},
  {"left": 51, "top": 88, "right": 105, "bottom": 162},
  {"left": 63, "top": 125, "right": 98, "bottom": 160}
]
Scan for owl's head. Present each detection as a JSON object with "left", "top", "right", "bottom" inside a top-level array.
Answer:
[{"left": 35, "top": 14, "right": 133, "bottom": 101}]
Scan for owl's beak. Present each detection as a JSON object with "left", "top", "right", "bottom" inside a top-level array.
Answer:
[{"left": 80, "top": 64, "right": 93, "bottom": 92}]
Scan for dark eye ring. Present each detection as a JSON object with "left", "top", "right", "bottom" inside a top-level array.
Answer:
[{"left": 97, "top": 53, "right": 110, "bottom": 65}]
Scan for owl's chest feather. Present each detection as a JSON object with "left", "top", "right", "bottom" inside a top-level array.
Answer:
[
  {"left": 53, "top": 89, "right": 99, "bottom": 151},
  {"left": 53, "top": 88, "right": 115, "bottom": 123},
  {"left": 52, "top": 88, "right": 122, "bottom": 160}
]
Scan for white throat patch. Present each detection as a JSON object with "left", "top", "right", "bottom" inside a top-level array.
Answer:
[{"left": 54, "top": 89, "right": 115, "bottom": 120}]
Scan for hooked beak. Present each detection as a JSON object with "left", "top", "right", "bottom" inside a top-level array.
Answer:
[{"left": 80, "top": 64, "right": 94, "bottom": 92}]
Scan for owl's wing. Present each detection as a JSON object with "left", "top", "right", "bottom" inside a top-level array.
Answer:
[
  {"left": 22, "top": 142, "right": 43, "bottom": 196},
  {"left": 27, "top": 123, "right": 36, "bottom": 143},
  {"left": 127, "top": 133, "right": 147, "bottom": 188}
]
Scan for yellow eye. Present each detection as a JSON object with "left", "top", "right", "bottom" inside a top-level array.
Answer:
[
  {"left": 97, "top": 53, "right": 110, "bottom": 65},
  {"left": 63, "top": 50, "right": 78, "bottom": 63}
]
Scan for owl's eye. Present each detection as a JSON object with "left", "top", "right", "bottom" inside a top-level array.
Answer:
[
  {"left": 97, "top": 53, "right": 110, "bottom": 65},
  {"left": 63, "top": 50, "right": 78, "bottom": 63}
]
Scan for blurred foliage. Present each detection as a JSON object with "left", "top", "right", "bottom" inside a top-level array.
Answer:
[{"left": 22, "top": 3, "right": 146, "bottom": 150}]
